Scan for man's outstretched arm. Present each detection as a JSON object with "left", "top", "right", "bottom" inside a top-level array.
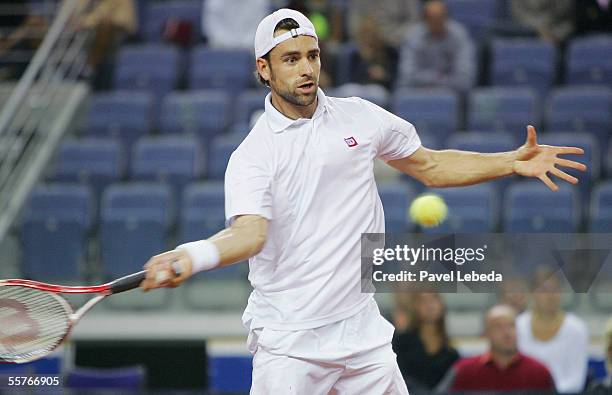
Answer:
[
  {"left": 388, "top": 125, "right": 587, "bottom": 191},
  {"left": 140, "top": 215, "right": 268, "bottom": 290}
]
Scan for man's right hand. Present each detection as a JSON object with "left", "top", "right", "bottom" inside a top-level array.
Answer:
[{"left": 141, "top": 249, "right": 193, "bottom": 291}]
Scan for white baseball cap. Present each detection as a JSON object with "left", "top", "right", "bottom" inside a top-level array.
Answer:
[{"left": 254, "top": 8, "right": 318, "bottom": 59}]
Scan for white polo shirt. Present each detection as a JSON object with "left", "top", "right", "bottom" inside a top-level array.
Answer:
[{"left": 225, "top": 88, "right": 421, "bottom": 331}]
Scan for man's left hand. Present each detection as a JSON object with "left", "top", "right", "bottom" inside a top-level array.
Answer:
[{"left": 513, "top": 125, "right": 587, "bottom": 191}]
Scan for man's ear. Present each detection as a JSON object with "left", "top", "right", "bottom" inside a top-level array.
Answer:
[{"left": 256, "top": 57, "right": 271, "bottom": 83}]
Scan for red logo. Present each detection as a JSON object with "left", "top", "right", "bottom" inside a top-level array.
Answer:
[{"left": 344, "top": 137, "right": 358, "bottom": 147}]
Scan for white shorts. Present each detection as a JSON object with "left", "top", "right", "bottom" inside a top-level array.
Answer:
[{"left": 247, "top": 299, "right": 409, "bottom": 395}]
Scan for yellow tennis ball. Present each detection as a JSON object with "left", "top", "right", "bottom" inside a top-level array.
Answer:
[{"left": 409, "top": 194, "right": 448, "bottom": 227}]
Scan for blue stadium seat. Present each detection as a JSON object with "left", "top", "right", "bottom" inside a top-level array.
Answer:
[
  {"left": 393, "top": 88, "right": 459, "bottom": 143},
  {"left": 467, "top": 87, "right": 539, "bottom": 133},
  {"left": 100, "top": 184, "right": 172, "bottom": 277},
  {"left": 566, "top": 35, "right": 612, "bottom": 86},
  {"left": 545, "top": 87, "right": 612, "bottom": 158},
  {"left": 335, "top": 42, "right": 358, "bottom": 86},
  {"left": 86, "top": 91, "right": 152, "bottom": 150},
  {"left": 51, "top": 138, "right": 123, "bottom": 198},
  {"left": 607, "top": 138, "right": 612, "bottom": 178},
  {"left": 424, "top": 184, "right": 498, "bottom": 232},
  {"left": 228, "top": 122, "right": 252, "bottom": 138},
  {"left": 21, "top": 184, "right": 92, "bottom": 281},
  {"left": 208, "top": 134, "right": 243, "bottom": 180},
  {"left": 114, "top": 44, "right": 180, "bottom": 105},
  {"left": 504, "top": 181, "right": 580, "bottom": 232},
  {"left": 590, "top": 181, "right": 612, "bottom": 232},
  {"left": 446, "top": 0, "right": 499, "bottom": 42},
  {"left": 328, "top": 84, "right": 390, "bottom": 108},
  {"left": 180, "top": 182, "right": 225, "bottom": 244},
  {"left": 130, "top": 136, "right": 203, "bottom": 194},
  {"left": 234, "top": 89, "right": 267, "bottom": 126},
  {"left": 142, "top": 0, "right": 202, "bottom": 43},
  {"left": 418, "top": 134, "right": 440, "bottom": 150},
  {"left": 446, "top": 131, "right": 517, "bottom": 152},
  {"left": 539, "top": 132, "right": 597, "bottom": 198},
  {"left": 378, "top": 183, "right": 415, "bottom": 232},
  {"left": 159, "top": 91, "right": 231, "bottom": 144},
  {"left": 189, "top": 47, "right": 253, "bottom": 94},
  {"left": 490, "top": 39, "right": 556, "bottom": 96}
]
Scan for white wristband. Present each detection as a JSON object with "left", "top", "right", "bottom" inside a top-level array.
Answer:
[{"left": 176, "top": 240, "right": 220, "bottom": 274}]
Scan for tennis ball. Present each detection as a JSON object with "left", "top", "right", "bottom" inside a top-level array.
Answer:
[{"left": 409, "top": 194, "right": 448, "bottom": 227}]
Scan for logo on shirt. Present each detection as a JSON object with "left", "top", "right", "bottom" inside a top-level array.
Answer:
[{"left": 344, "top": 137, "right": 358, "bottom": 147}]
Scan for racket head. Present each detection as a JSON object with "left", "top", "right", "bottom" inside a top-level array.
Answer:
[{"left": 0, "top": 284, "right": 73, "bottom": 363}]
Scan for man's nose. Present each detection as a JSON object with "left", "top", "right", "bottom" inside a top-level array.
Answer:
[{"left": 299, "top": 58, "right": 313, "bottom": 76}]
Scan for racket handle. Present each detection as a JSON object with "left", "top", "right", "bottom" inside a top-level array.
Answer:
[{"left": 108, "top": 271, "right": 147, "bottom": 294}]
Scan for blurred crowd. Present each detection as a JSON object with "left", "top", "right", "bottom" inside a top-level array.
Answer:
[
  {"left": 391, "top": 268, "right": 611, "bottom": 394},
  {"left": 2, "top": 0, "right": 611, "bottom": 89}
]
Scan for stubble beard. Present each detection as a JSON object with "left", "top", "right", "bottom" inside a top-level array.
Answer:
[
  {"left": 277, "top": 87, "right": 317, "bottom": 107},
  {"left": 270, "top": 72, "right": 317, "bottom": 107}
]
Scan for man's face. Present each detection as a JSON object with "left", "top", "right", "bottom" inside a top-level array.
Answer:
[
  {"left": 533, "top": 278, "right": 562, "bottom": 314},
  {"left": 414, "top": 292, "right": 444, "bottom": 324},
  {"left": 258, "top": 32, "right": 320, "bottom": 107},
  {"left": 486, "top": 312, "right": 518, "bottom": 356},
  {"left": 424, "top": 1, "right": 448, "bottom": 37},
  {"left": 500, "top": 279, "right": 528, "bottom": 313}
]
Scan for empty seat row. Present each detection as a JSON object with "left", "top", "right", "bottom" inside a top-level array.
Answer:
[
  {"left": 52, "top": 129, "right": 605, "bottom": 206},
  {"left": 52, "top": 132, "right": 612, "bottom": 210},
  {"left": 20, "top": 182, "right": 224, "bottom": 281},
  {"left": 50, "top": 134, "right": 242, "bottom": 188},
  {"left": 20, "top": 180, "right": 612, "bottom": 281},
  {"left": 393, "top": 86, "right": 612, "bottom": 151},
  {"left": 86, "top": 89, "right": 252, "bottom": 148},
  {"left": 85, "top": 85, "right": 612, "bottom": 162},
  {"left": 114, "top": 45, "right": 253, "bottom": 100}
]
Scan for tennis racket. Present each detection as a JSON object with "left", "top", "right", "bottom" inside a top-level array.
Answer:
[{"left": 0, "top": 264, "right": 180, "bottom": 364}]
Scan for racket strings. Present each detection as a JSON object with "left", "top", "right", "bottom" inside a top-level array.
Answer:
[{"left": 0, "top": 285, "right": 71, "bottom": 363}]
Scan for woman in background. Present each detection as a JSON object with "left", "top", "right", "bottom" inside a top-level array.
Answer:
[
  {"left": 392, "top": 291, "right": 460, "bottom": 392},
  {"left": 516, "top": 267, "right": 589, "bottom": 393}
]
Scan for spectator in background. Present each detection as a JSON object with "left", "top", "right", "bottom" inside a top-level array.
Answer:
[
  {"left": 397, "top": 0, "right": 476, "bottom": 92},
  {"left": 510, "top": 0, "right": 574, "bottom": 44},
  {"left": 77, "top": 0, "right": 137, "bottom": 88},
  {"left": 589, "top": 317, "right": 612, "bottom": 391},
  {"left": 392, "top": 292, "right": 459, "bottom": 392},
  {"left": 285, "top": 0, "right": 343, "bottom": 87},
  {"left": 286, "top": 0, "right": 343, "bottom": 44},
  {"left": 498, "top": 276, "right": 529, "bottom": 314},
  {"left": 437, "top": 304, "right": 555, "bottom": 393},
  {"left": 516, "top": 267, "right": 589, "bottom": 393},
  {"left": 203, "top": 0, "right": 269, "bottom": 49},
  {"left": 575, "top": 0, "right": 612, "bottom": 35},
  {"left": 348, "top": 0, "right": 420, "bottom": 47},
  {"left": 0, "top": 2, "right": 48, "bottom": 80},
  {"left": 349, "top": 15, "right": 399, "bottom": 89}
]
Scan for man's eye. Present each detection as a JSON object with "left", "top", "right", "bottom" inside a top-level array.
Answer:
[
  {"left": 309, "top": 54, "right": 319, "bottom": 60},
  {"left": 286, "top": 58, "right": 296, "bottom": 63}
]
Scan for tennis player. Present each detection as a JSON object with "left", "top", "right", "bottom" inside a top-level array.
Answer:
[{"left": 141, "top": 9, "right": 586, "bottom": 394}]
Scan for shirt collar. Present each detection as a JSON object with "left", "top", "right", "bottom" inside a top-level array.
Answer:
[
  {"left": 265, "top": 88, "right": 328, "bottom": 133},
  {"left": 480, "top": 351, "right": 523, "bottom": 369}
]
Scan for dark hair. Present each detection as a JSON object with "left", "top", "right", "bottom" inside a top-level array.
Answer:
[
  {"left": 254, "top": 18, "right": 301, "bottom": 87},
  {"left": 407, "top": 292, "right": 451, "bottom": 347}
]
